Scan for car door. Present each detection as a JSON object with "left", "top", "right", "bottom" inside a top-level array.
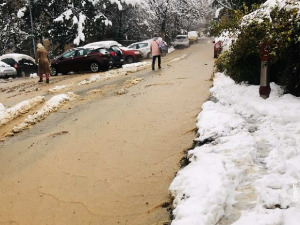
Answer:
[
  {"left": 137, "top": 43, "right": 150, "bottom": 57},
  {"left": 72, "top": 49, "right": 91, "bottom": 72},
  {"left": 56, "top": 50, "right": 76, "bottom": 73}
]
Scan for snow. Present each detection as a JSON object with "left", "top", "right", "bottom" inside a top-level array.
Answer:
[
  {"left": 0, "top": 53, "right": 35, "bottom": 63},
  {"left": 242, "top": 0, "right": 300, "bottom": 26},
  {"left": 73, "top": 13, "right": 86, "bottom": 45},
  {"left": 0, "top": 96, "right": 45, "bottom": 127},
  {"left": 12, "top": 93, "right": 78, "bottom": 133},
  {"left": 78, "top": 62, "right": 150, "bottom": 86},
  {"left": 84, "top": 40, "right": 121, "bottom": 49},
  {"left": 170, "top": 73, "right": 300, "bottom": 224}
]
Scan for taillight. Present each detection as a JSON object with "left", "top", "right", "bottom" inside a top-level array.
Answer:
[
  {"left": 110, "top": 51, "right": 116, "bottom": 57},
  {"left": 14, "top": 62, "right": 18, "bottom": 69}
]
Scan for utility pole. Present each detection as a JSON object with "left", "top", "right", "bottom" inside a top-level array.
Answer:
[{"left": 28, "top": 0, "right": 36, "bottom": 55}]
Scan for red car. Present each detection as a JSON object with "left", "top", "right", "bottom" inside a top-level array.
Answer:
[
  {"left": 119, "top": 46, "right": 143, "bottom": 63},
  {"left": 50, "top": 47, "right": 113, "bottom": 75},
  {"left": 213, "top": 41, "right": 222, "bottom": 58}
]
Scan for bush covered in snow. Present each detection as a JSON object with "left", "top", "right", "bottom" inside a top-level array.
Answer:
[{"left": 213, "top": 0, "right": 300, "bottom": 96}]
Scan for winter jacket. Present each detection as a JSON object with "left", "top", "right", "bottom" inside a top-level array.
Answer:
[
  {"left": 35, "top": 48, "right": 51, "bottom": 74},
  {"left": 150, "top": 38, "right": 162, "bottom": 56}
]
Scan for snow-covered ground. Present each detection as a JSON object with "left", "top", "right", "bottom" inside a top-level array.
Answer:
[{"left": 170, "top": 73, "right": 300, "bottom": 225}]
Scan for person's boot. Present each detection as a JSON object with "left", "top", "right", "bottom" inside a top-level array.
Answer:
[
  {"left": 46, "top": 79, "right": 49, "bottom": 84},
  {"left": 38, "top": 78, "right": 43, "bottom": 83}
]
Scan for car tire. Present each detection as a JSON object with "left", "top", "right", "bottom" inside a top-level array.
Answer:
[
  {"left": 90, "top": 62, "right": 100, "bottom": 72},
  {"left": 147, "top": 52, "right": 152, "bottom": 59},
  {"left": 51, "top": 67, "right": 58, "bottom": 76},
  {"left": 17, "top": 70, "right": 25, "bottom": 77},
  {"left": 127, "top": 56, "right": 134, "bottom": 64}
]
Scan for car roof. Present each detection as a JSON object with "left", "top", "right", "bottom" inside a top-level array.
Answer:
[
  {"left": 0, "top": 53, "right": 35, "bottom": 62},
  {"left": 84, "top": 41, "right": 121, "bottom": 49}
]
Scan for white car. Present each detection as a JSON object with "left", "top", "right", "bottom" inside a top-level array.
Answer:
[
  {"left": 128, "top": 40, "right": 152, "bottom": 58},
  {"left": 0, "top": 61, "right": 17, "bottom": 78},
  {"left": 173, "top": 35, "right": 190, "bottom": 48},
  {"left": 128, "top": 39, "right": 168, "bottom": 58}
]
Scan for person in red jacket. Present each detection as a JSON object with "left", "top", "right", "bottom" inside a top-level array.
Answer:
[{"left": 150, "top": 34, "right": 162, "bottom": 71}]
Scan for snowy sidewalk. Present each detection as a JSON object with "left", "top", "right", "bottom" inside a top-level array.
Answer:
[{"left": 170, "top": 73, "right": 300, "bottom": 225}]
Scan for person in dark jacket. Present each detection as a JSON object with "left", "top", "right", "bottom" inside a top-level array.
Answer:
[{"left": 35, "top": 43, "right": 51, "bottom": 83}]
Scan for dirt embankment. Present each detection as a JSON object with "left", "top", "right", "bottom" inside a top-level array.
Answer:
[{"left": 0, "top": 39, "right": 214, "bottom": 225}]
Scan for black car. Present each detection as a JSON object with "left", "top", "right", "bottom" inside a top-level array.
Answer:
[
  {"left": 0, "top": 53, "right": 38, "bottom": 77},
  {"left": 84, "top": 41, "right": 125, "bottom": 68},
  {"left": 50, "top": 47, "right": 113, "bottom": 75}
]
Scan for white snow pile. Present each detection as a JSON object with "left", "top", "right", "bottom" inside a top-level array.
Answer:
[
  {"left": 78, "top": 62, "right": 150, "bottom": 86},
  {"left": 171, "top": 54, "right": 187, "bottom": 62},
  {"left": 78, "top": 72, "right": 116, "bottom": 86},
  {"left": 48, "top": 83, "right": 74, "bottom": 93},
  {"left": 29, "top": 73, "right": 38, "bottom": 78},
  {"left": 168, "top": 46, "right": 175, "bottom": 54},
  {"left": 121, "top": 62, "right": 150, "bottom": 72},
  {"left": 242, "top": 0, "right": 300, "bottom": 26},
  {"left": 215, "top": 30, "right": 238, "bottom": 51},
  {"left": 0, "top": 96, "right": 45, "bottom": 127},
  {"left": 170, "top": 73, "right": 300, "bottom": 225},
  {"left": 12, "top": 92, "right": 77, "bottom": 133}
]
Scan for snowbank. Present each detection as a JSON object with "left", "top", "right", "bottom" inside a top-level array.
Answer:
[
  {"left": 170, "top": 73, "right": 300, "bottom": 224},
  {"left": 0, "top": 96, "right": 45, "bottom": 127},
  {"left": 78, "top": 62, "right": 150, "bottom": 86},
  {"left": 12, "top": 93, "right": 77, "bottom": 133}
]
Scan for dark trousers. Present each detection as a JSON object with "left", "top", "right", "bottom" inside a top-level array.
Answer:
[{"left": 152, "top": 55, "right": 161, "bottom": 69}]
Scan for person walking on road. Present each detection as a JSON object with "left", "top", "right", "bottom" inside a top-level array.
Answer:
[
  {"left": 150, "top": 34, "right": 162, "bottom": 71},
  {"left": 35, "top": 43, "right": 51, "bottom": 83}
]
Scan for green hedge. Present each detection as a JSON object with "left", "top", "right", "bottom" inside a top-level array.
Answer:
[{"left": 214, "top": 5, "right": 300, "bottom": 96}]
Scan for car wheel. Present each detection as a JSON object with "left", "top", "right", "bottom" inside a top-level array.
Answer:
[
  {"left": 51, "top": 67, "right": 58, "bottom": 76},
  {"left": 117, "top": 64, "right": 123, "bottom": 68},
  {"left": 127, "top": 56, "right": 134, "bottom": 64},
  {"left": 17, "top": 70, "right": 25, "bottom": 77},
  {"left": 90, "top": 62, "right": 100, "bottom": 72},
  {"left": 147, "top": 52, "right": 152, "bottom": 59}
]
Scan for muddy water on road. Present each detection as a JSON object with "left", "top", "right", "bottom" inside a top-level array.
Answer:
[{"left": 0, "top": 39, "right": 214, "bottom": 225}]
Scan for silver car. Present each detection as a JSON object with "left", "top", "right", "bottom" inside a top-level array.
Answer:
[
  {"left": 173, "top": 35, "right": 190, "bottom": 48},
  {"left": 0, "top": 61, "right": 17, "bottom": 78}
]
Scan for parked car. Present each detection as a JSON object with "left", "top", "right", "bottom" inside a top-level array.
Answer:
[
  {"left": 119, "top": 46, "right": 143, "bottom": 63},
  {"left": 84, "top": 41, "right": 125, "bottom": 67},
  {"left": 50, "top": 47, "right": 113, "bottom": 75},
  {"left": 127, "top": 39, "right": 168, "bottom": 58},
  {"left": 0, "top": 61, "right": 17, "bottom": 78},
  {"left": 0, "top": 53, "right": 37, "bottom": 77},
  {"left": 173, "top": 35, "right": 190, "bottom": 48},
  {"left": 188, "top": 31, "right": 198, "bottom": 44},
  {"left": 213, "top": 41, "right": 222, "bottom": 58}
]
